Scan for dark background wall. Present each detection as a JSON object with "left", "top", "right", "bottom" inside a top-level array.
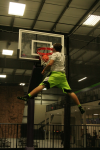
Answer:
[{"left": 0, "top": 85, "right": 25, "bottom": 138}]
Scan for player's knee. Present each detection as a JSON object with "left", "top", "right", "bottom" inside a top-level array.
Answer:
[
  {"left": 43, "top": 81, "right": 50, "bottom": 89},
  {"left": 64, "top": 89, "right": 72, "bottom": 94}
]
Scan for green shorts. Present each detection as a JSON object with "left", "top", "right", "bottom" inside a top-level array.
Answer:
[{"left": 40, "top": 71, "right": 72, "bottom": 94}]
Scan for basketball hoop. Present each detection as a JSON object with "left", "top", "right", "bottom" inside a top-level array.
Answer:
[{"left": 37, "top": 47, "right": 53, "bottom": 66}]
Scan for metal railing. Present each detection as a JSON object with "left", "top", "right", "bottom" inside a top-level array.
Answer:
[
  {"left": 46, "top": 97, "right": 99, "bottom": 113},
  {"left": 0, "top": 124, "right": 100, "bottom": 148},
  {"left": 46, "top": 86, "right": 100, "bottom": 113},
  {"left": 46, "top": 100, "right": 65, "bottom": 112},
  {"left": 39, "top": 115, "right": 54, "bottom": 130}
]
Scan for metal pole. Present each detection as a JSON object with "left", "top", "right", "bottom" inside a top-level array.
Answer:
[
  {"left": 62, "top": 111, "right": 64, "bottom": 131},
  {"left": 64, "top": 36, "right": 71, "bottom": 149},
  {"left": 25, "top": 66, "right": 43, "bottom": 150},
  {"left": 49, "top": 114, "right": 51, "bottom": 141},
  {"left": 53, "top": 125, "right": 54, "bottom": 148},
  {"left": 83, "top": 107, "right": 86, "bottom": 148},
  {"left": 26, "top": 99, "right": 35, "bottom": 148},
  {"left": 45, "top": 113, "right": 46, "bottom": 141},
  {"left": 16, "top": 124, "right": 18, "bottom": 148}
]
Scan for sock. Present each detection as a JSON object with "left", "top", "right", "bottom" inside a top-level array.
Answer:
[
  {"left": 28, "top": 93, "right": 32, "bottom": 98},
  {"left": 78, "top": 104, "right": 81, "bottom": 107}
]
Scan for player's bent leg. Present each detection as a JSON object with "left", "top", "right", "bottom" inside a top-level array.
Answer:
[
  {"left": 67, "top": 92, "right": 80, "bottom": 105},
  {"left": 67, "top": 92, "right": 85, "bottom": 114},
  {"left": 17, "top": 85, "right": 45, "bottom": 101},
  {"left": 30, "top": 85, "right": 45, "bottom": 97}
]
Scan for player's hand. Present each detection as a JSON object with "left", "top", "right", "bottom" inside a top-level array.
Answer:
[{"left": 41, "top": 70, "right": 45, "bottom": 75}]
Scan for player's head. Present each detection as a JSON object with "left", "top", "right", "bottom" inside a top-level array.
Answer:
[{"left": 53, "top": 43, "right": 62, "bottom": 52}]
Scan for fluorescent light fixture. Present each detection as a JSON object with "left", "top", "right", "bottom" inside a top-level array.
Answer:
[
  {"left": 0, "top": 75, "right": 6, "bottom": 78},
  {"left": 43, "top": 88, "right": 47, "bottom": 90},
  {"left": 78, "top": 77, "right": 87, "bottom": 82},
  {"left": 2, "top": 49, "right": 13, "bottom": 56},
  {"left": 93, "top": 114, "right": 99, "bottom": 115},
  {"left": 8, "top": 2, "right": 26, "bottom": 16},
  {"left": 20, "top": 83, "right": 25, "bottom": 86},
  {"left": 83, "top": 15, "right": 100, "bottom": 26}
]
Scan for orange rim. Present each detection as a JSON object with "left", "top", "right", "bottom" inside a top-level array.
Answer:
[{"left": 37, "top": 47, "right": 53, "bottom": 56}]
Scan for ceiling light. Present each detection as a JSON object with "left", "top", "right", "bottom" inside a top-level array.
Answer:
[
  {"left": 0, "top": 75, "right": 6, "bottom": 78},
  {"left": 20, "top": 83, "right": 25, "bottom": 86},
  {"left": 78, "top": 77, "right": 87, "bottom": 82},
  {"left": 8, "top": 2, "right": 26, "bottom": 16},
  {"left": 75, "top": 110, "right": 77, "bottom": 111},
  {"left": 43, "top": 88, "right": 47, "bottom": 90},
  {"left": 83, "top": 15, "right": 100, "bottom": 26},
  {"left": 57, "top": 113, "right": 59, "bottom": 114},
  {"left": 88, "top": 108, "right": 90, "bottom": 109},
  {"left": 93, "top": 114, "right": 99, "bottom": 115},
  {"left": 2, "top": 49, "right": 13, "bottom": 56}
]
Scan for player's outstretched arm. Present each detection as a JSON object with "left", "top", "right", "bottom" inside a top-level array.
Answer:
[{"left": 41, "top": 60, "right": 54, "bottom": 74}]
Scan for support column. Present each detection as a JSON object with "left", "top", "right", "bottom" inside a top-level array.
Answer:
[
  {"left": 49, "top": 114, "right": 51, "bottom": 141},
  {"left": 83, "top": 107, "right": 86, "bottom": 148},
  {"left": 62, "top": 111, "right": 64, "bottom": 131},
  {"left": 45, "top": 113, "right": 46, "bottom": 141},
  {"left": 25, "top": 66, "right": 43, "bottom": 150},
  {"left": 75, "top": 112, "right": 82, "bottom": 147},
  {"left": 64, "top": 36, "right": 70, "bottom": 149},
  {"left": 26, "top": 99, "right": 35, "bottom": 149}
]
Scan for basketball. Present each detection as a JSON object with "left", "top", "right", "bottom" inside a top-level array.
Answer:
[{"left": 42, "top": 55, "right": 49, "bottom": 62}]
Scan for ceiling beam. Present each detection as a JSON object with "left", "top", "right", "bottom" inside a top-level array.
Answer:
[
  {"left": 68, "top": 0, "right": 100, "bottom": 36},
  {"left": 22, "top": 70, "right": 27, "bottom": 75},
  {"left": 73, "top": 51, "right": 86, "bottom": 60},
  {"left": 70, "top": 63, "right": 100, "bottom": 77},
  {"left": 10, "top": 16, "right": 15, "bottom": 27},
  {"left": 12, "top": 69, "right": 16, "bottom": 75},
  {"left": 31, "top": 0, "right": 45, "bottom": 29},
  {"left": 1, "top": 57, "right": 100, "bottom": 75},
  {"left": 0, "top": 58, "right": 40, "bottom": 70},
  {"left": 69, "top": 37, "right": 100, "bottom": 56},
  {"left": 0, "top": 60, "right": 100, "bottom": 79},
  {"left": 0, "top": 25, "right": 66, "bottom": 36},
  {"left": 0, "top": 28, "right": 99, "bottom": 45},
  {"left": 0, "top": 74, "right": 30, "bottom": 84},
  {"left": 1, "top": 68, "right": 3, "bottom": 73},
  {"left": 87, "top": 21, "right": 100, "bottom": 36},
  {"left": 83, "top": 53, "right": 100, "bottom": 64},
  {"left": 51, "top": 0, "right": 72, "bottom": 32}
]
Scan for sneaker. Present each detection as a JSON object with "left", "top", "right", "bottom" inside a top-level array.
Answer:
[
  {"left": 17, "top": 95, "right": 29, "bottom": 101},
  {"left": 79, "top": 106, "right": 85, "bottom": 114}
]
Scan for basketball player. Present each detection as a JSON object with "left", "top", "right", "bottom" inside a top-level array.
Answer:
[{"left": 17, "top": 43, "right": 85, "bottom": 114}]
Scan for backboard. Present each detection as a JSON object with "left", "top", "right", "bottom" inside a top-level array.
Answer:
[{"left": 18, "top": 29, "right": 64, "bottom": 60}]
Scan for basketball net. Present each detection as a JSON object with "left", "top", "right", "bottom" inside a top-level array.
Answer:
[{"left": 37, "top": 47, "right": 53, "bottom": 67}]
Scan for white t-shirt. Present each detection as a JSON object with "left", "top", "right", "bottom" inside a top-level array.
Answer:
[{"left": 50, "top": 52, "right": 65, "bottom": 72}]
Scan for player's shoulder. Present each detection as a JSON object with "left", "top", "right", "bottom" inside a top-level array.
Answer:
[{"left": 52, "top": 52, "right": 60, "bottom": 55}]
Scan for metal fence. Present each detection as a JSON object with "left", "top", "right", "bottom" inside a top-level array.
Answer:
[{"left": 0, "top": 124, "right": 100, "bottom": 148}]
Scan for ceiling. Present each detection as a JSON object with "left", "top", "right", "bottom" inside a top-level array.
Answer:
[
  {"left": 0, "top": 0, "right": 100, "bottom": 109},
  {"left": 0, "top": 0, "right": 100, "bottom": 34}
]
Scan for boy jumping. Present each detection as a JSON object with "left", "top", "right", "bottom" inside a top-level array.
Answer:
[{"left": 17, "top": 43, "right": 85, "bottom": 114}]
